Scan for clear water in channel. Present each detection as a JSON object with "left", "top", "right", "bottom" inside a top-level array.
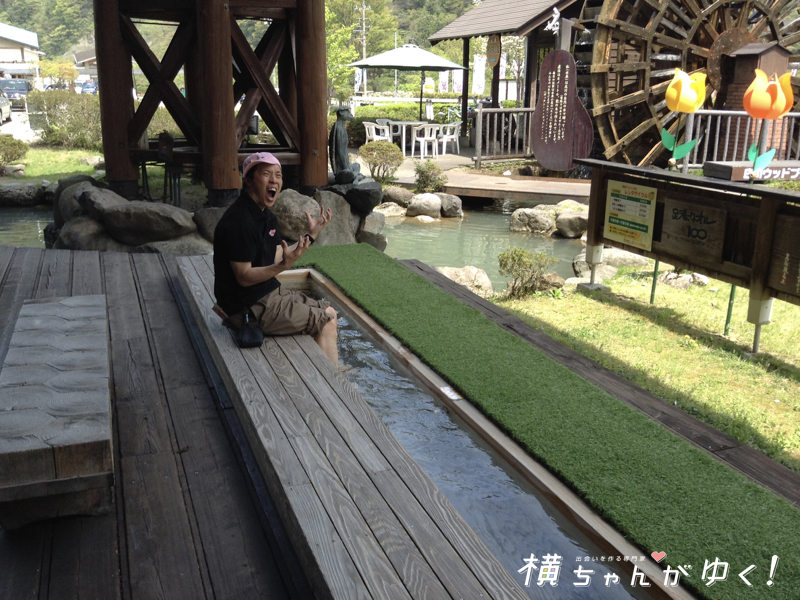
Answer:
[{"left": 286, "top": 279, "right": 657, "bottom": 600}]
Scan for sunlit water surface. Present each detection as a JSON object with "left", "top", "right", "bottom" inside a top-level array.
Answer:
[
  {"left": 0, "top": 207, "right": 47, "bottom": 248},
  {"left": 382, "top": 208, "right": 584, "bottom": 291}
]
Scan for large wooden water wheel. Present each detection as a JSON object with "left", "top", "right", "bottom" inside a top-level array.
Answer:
[{"left": 578, "top": 0, "right": 800, "bottom": 165}]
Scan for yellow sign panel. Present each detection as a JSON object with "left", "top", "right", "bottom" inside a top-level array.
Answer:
[{"left": 604, "top": 180, "right": 657, "bottom": 251}]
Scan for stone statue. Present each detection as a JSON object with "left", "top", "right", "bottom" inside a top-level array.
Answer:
[{"left": 329, "top": 107, "right": 354, "bottom": 174}]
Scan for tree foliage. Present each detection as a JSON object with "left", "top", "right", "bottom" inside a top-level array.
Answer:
[
  {"left": 38, "top": 57, "right": 78, "bottom": 85},
  {"left": 325, "top": 5, "right": 358, "bottom": 102}
]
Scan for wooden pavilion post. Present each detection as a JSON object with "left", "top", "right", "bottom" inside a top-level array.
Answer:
[
  {"left": 490, "top": 55, "right": 500, "bottom": 108},
  {"left": 461, "top": 37, "right": 469, "bottom": 137},
  {"left": 524, "top": 30, "right": 538, "bottom": 109},
  {"left": 93, "top": 0, "right": 139, "bottom": 199},
  {"left": 295, "top": 0, "right": 328, "bottom": 188},
  {"left": 197, "top": 0, "right": 240, "bottom": 206}
]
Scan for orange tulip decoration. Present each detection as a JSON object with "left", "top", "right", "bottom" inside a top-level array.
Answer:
[
  {"left": 662, "top": 69, "right": 707, "bottom": 169},
  {"left": 743, "top": 70, "right": 794, "bottom": 176}
]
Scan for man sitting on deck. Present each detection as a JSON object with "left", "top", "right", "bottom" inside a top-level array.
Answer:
[{"left": 213, "top": 152, "right": 339, "bottom": 364}]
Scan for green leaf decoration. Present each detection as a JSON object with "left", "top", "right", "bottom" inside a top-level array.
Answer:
[
  {"left": 672, "top": 140, "right": 697, "bottom": 161},
  {"left": 754, "top": 148, "right": 777, "bottom": 173},
  {"left": 661, "top": 129, "right": 675, "bottom": 151},
  {"left": 747, "top": 143, "right": 758, "bottom": 162}
]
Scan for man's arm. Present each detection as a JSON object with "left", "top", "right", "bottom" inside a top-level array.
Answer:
[{"left": 230, "top": 235, "right": 312, "bottom": 287}]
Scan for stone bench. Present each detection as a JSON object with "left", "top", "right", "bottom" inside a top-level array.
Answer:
[{"left": 0, "top": 295, "right": 113, "bottom": 530}]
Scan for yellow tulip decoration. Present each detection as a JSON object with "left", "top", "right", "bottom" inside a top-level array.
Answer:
[
  {"left": 661, "top": 68, "right": 707, "bottom": 169},
  {"left": 743, "top": 69, "right": 794, "bottom": 176}
]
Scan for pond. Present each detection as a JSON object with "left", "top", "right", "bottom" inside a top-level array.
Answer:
[
  {"left": 383, "top": 205, "right": 584, "bottom": 292},
  {"left": 0, "top": 207, "right": 48, "bottom": 248},
  {"left": 0, "top": 203, "right": 585, "bottom": 293}
]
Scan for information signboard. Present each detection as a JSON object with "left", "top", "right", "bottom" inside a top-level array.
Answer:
[
  {"left": 603, "top": 180, "right": 657, "bottom": 251},
  {"left": 658, "top": 198, "right": 727, "bottom": 263}
]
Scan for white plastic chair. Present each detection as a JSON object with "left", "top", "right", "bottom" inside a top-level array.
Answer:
[
  {"left": 362, "top": 121, "right": 392, "bottom": 143},
  {"left": 412, "top": 124, "right": 439, "bottom": 159},
  {"left": 438, "top": 122, "right": 460, "bottom": 155}
]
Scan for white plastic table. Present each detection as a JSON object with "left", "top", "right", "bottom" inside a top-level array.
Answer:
[{"left": 387, "top": 120, "right": 426, "bottom": 156}]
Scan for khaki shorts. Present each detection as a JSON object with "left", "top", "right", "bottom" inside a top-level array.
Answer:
[{"left": 237, "top": 287, "right": 334, "bottom": 338}]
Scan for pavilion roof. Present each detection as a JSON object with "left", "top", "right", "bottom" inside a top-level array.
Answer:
[{"left": 428, "top": 0, "right": 578, "bottom": 44}]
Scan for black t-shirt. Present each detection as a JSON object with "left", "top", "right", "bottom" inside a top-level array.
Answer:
[{"left": 213, "top": 190, "right": 282, "bottom": 315}]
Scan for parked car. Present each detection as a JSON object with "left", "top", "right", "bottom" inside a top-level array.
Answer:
[
  {"left": 45, "top": 82, "right": 69, "bottom": 91},
  {"left": 81, "top": 81, "right": 98, "bottom": 95},
  {"left": 0, "top": 79, "right": 32, "bottom": 109},
  {"left": 0, "top": 91, "right": 11, "bottom": 122}
]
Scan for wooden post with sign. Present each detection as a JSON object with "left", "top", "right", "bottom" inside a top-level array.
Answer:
[
  {"left": 576, "top": 158, "right": 800, "bottom": 351},
  {"left": 486, "top": 34, "right": 501, "bottom": 108},
  {"left": 530, "top": 50, "right": 593, "bottom": 171}
]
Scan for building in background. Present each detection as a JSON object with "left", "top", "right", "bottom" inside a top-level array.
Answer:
[{"left": 0, "top": 22, "right": 42, "bottom": 87}]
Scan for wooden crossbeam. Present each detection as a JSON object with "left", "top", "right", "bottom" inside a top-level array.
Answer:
[
  {"left": 120, "top": 15, "right": 202, "bottom": 146},
  {"left": 232, "top": 21, "right": 288, "bottom": 147},
  {"left": 230, "top": 16, "right": 300, "bottom": 150}
]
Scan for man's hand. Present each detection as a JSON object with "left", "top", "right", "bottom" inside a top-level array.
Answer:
[
  {"left": 278, "top": 234, "right": 311, "bottom": 270},
  {"left": 306, "top": 207, "right": 332, "bottom": 238}
]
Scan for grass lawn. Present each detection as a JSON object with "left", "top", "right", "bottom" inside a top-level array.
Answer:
[
  {"left": 19, "top": 146, "right": 98, "bottom": 180},
  {"left": 297, "top": 244, "right": 800, "bottom": 600},
  {"left": 496, "top": 266, "right": 800, "bottom": 473}
]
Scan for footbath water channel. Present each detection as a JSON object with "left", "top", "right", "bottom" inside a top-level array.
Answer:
[{"left": 284, "top": 277, "right": 660, "bottom": 600}]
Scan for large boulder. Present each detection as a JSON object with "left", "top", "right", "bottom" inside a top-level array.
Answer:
[
  {"left": 536, "top": 272, "right": 565, "bottom": 293},
  {"left": 436, "top": 193, "right": 463, "bottom": 218},
  {"left": 0, "top": 183, "right": 44, "bottom": 208},
  {"left": 79, "top": 156, "right": 105, "bottom": 169},
  {"left": 406, "top": 193, "right": 441, "bottom": 218},
  {"left": 555, "top": 210, "right": 588, "bottom": 238},
  {"left": 53, "top": 175, "right": 102, "bottom": 228},
  {"left": 134, "top": 232, "right": 213, "bottom": 255},
  {"left": 193, "top": 207, "right": 227, "bottom": 243},
  {"left": 660, "top": 271, "right": 693, "bottom": 290},
  {"left": 510, "top": 208, "right": 553, "bottom": 234},
  {"left": 572, "top": 250, "right": 619, "bottom": 279},
  {"left": 435, "top": 266, "right": 494, "bottom": 298},
  {"left": 345, "top": 181, "right": 383, "bottom": 216},
  {"left": 573, "top": 247, "right": 652, "bottom": 277},
  {"left": 374, "top": 202, "right": 406, "bottom": 218},
  {"left": 314, "top": 190, "right": 357, "bottom": 246},
  {"left": 54, "top": 216, "right": 134, "bottom": 252},
  {"left": 103, "top": 201, "right": 197, "bottom": 246},
  {"left": 78, "top": 188, "right": 128, "bottom": 221},
  {"left": 58, "top": 181, "right": 95, "bottom": 225},
  {"left": 356, "top": 211, "right": 387, "bottom": 251},
  {"left": 272, "top": 189, "right": 320, "bottom": 241},
  {"left": 555, "top": 199, "right": 587, "bottom": 212},
  {"left": 383, "top": 186, "right": 414, "bottom": 207}
]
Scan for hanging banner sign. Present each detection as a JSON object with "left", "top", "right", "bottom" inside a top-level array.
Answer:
[
  {"left": 452, "top": 69, "right": 463, "bottom": 93},
  {"left": 472, "top": 55, "right": 486, "bottom": 94},
  {"left": 604, "top": 180, "right": 657, "bottom": 251},
  {"left": 439, "top": 70, "right": 449, "bottom": 93},
  {"left": 487, "top": 35, "right": 501, "bottom": 68}
]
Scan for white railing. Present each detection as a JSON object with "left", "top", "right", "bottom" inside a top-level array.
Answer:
[
  {"left": 682, "top": 109, "right": 800, "bottom": 173},
  {"left": 474, "top": 104, "right": 536, "bottom": 168}
]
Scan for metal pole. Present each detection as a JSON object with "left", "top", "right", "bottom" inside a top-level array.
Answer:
[
  {"left": 649, "top": 260, "right": 659, "bottom": 304},
  {"left": 589, "top": 264, "right": 597, "bottom": 285},
  {"left": 682, "top": 112, "right": 694, "bottom": 174},
  {"left": 724, "top": 285, "right": 736, "bottom": 336},
  {"left": 475, "top": 103, "right": 483, "bottom": 169},
  {"left": 753, "top": 323, "right": 762, "bottom": 354}
]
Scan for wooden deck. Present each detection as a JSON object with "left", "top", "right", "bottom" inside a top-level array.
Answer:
[
  {"left": 0, "top": 246, "right": 310, "bottom": 600},
  {"left": 399, "top": 259, "right": 800, "bottom": 507},
  {"left": 178, "top": 255, "right": 528, "bottom": 600}
]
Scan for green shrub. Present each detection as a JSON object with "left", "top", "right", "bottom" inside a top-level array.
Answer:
[
  {"left": 146, "top": 106, "right": 182, "bottom": 139},
  {"left": 414, "top": 160, "right": 447, "bottom": 194},
  {"left": 0, "top": 136, "right": 28, "bottom": 174},
  {"left": 502, "top": 100, "right": 518, "bottom": 108},
  {"left": 27, "top": 90, "right": 103, "bottom": 150},
  {"left": 498, "top": 247, "right": 558, "bottom": 297},
  {"left": 358, "top": 141, "right": 403, "bottom": 184}
]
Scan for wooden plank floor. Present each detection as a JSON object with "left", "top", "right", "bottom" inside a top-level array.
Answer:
[
  {"left": 178, "top": 255, "right": 529, "bottom": 600},
  {"left": 399, "top": 258, "right": 800, "bottom": 507},
  {"left": 0, "top": 246, "right": 305, "bottom": 600}
]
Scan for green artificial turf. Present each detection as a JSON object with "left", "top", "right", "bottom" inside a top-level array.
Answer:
[{"left": 297, "top": 244, "right": 799, "bottom": 600}]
